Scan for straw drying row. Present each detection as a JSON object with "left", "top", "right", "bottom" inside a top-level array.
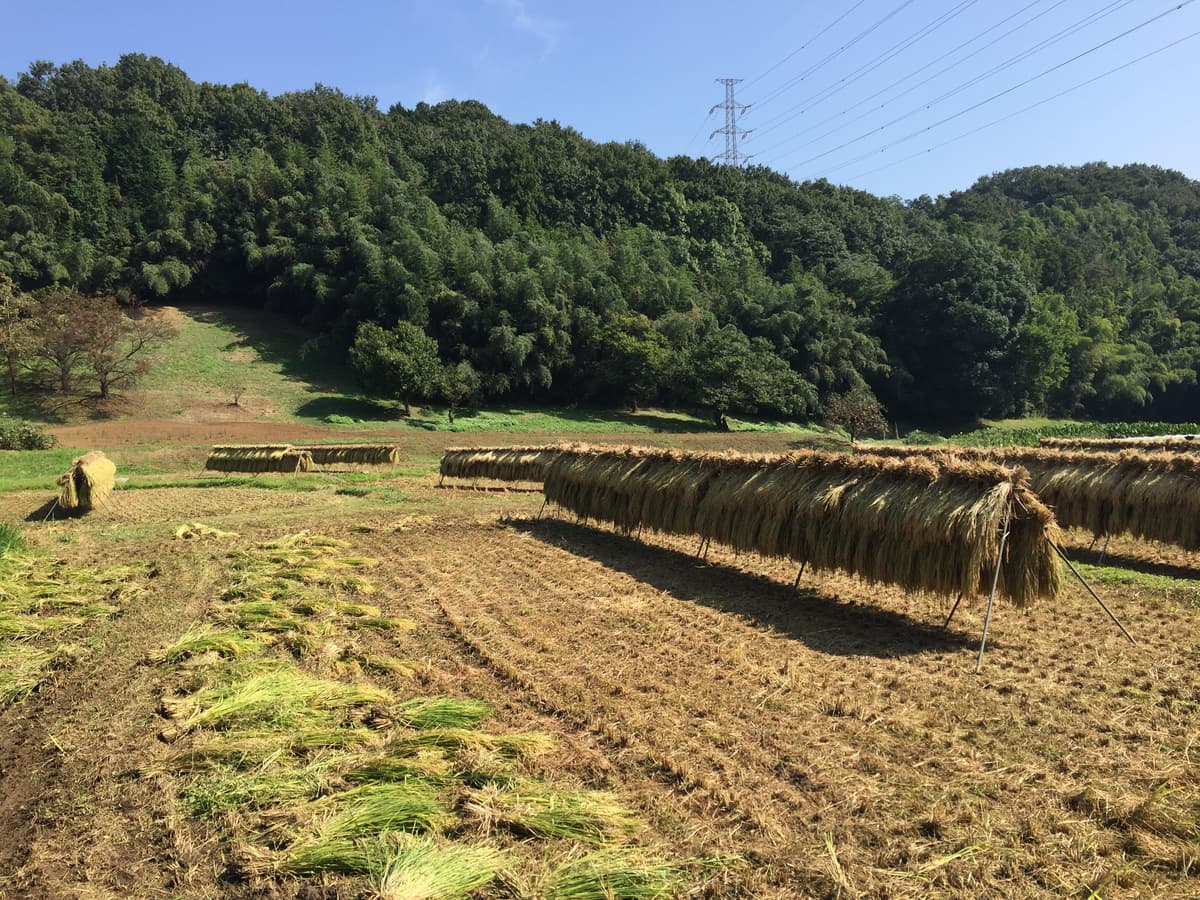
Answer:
[
  {"left": 205, "top": 446, "right": 315, "bottom": 474},
  {"left": 299, "top": 444, "right": 400, "bottom": 466},
  {"left": 204, "top": 444, "right": 400, "bottom": 473},
  {"left": 539, "top": 446, "right": 1060, "bottom": 606},
  {"left": 867, "top": 444, "right": 1200, "bottom": 550},
  {"left": 440, "top": 446, "right": 568, "bottom": 483},
  {"left": 1039, "top": 436, "right": 1199, "bottom": 453}
]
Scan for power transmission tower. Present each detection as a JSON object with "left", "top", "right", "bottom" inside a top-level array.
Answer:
[{"left": 709, "top": 77, "right": 752, "bottom": 165}]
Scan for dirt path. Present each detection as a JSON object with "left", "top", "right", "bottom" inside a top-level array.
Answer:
[{"left": 0, "top": 542, "right": 223, "bottom": 898}]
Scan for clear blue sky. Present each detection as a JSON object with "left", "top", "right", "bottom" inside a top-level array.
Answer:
[{"left": 4, "top": 0, "right": 1199, "bottom": 200}]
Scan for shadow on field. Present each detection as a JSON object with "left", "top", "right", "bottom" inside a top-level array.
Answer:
[
  {"left": 511, "top": 518, "right": 975, "bottom": 659},
  {"left": 24, "top": 498, "right": 83, "bottom": 522}
]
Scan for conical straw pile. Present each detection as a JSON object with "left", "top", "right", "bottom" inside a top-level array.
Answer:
[{"left": 57, "top": 451, "right": 117, "bottom": 511}]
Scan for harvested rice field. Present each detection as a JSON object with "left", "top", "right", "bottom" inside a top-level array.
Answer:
[{"left": 0, "top": 430, "right": 1198, "bottom": 899}]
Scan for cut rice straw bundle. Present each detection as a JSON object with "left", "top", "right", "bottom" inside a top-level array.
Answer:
[
  {"left": 205, "top": 445, "right": 315, "bottom": 474},
  {"left": 542, "top": 848, "right": 688, "bottom": 900},
  {"left": 439, "top": 446, "right": 568, "bottom": 483},
  {"left": 542, "top": 445, "right": 1061, "bottom": 606},
  {"left": 869, "top": 444, "right": 1200, "bottom": 550},
  {"left": 56, "top": 451, "right": 116, "bottom": 511},
  {"left": 1039, "top": 435, "right": 1200, "bottom": 453},
  {"left": 374, "top": 836, "right": 505, "bottom": 900},
  {"left": 298, "top": 444, "right": 401, "bottom": 467}
]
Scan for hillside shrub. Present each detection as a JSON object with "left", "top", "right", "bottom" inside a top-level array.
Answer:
[{"left": 0, "top": 419, "right": 57, "bottom": 450}]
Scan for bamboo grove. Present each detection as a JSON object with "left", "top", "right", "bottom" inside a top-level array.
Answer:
[{"left": 4, "top": 57, "right": 1200, "bottom": 425}]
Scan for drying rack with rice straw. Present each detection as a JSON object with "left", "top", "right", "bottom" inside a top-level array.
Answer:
[
  {"left": 437, "top": 446, "right": 569, "bottom": 492},
  {"left": 203, "top": 445, "right": 315, "bottom": 476},
  {"left": 1038, "top": 435, "right": 1200, "bottom": 453},
  {"left": 525, "top": 444, "right": 1133, "bottom": 672},
  {"left": 867, "top": 442, "right": 1200, "bottom": 564}
]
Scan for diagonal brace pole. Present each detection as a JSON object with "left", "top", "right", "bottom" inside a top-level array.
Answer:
[
  {"left": 976, "top": 503, "right": 1013, "bottom": 674},
  {"left": 943, "top": 591, "right": 963, "bottom": 629},
  {"left": 793, "top": 562, "right": 805, "bottom": 591},
  {"left": 1052, "top": 543, "right": 1136, "bottom": 645}
]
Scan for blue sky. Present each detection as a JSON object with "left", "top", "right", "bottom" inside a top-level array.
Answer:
[{"left": 3, "top": 1, "right": 1199, "bottom": 200}]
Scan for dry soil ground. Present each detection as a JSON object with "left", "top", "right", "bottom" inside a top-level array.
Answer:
[{"left": 0, "top": 431, "right": 1197, "bottom": 899}]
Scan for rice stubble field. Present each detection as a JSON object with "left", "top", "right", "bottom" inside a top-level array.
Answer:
[{"left": 0, "top": 430, "right": 1197, "bottom": 898}]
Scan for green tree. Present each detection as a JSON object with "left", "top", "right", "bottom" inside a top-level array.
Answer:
[
  {"left": 440, "top": 360, "right": 480, "bottom": 423},
  {"left": 0, "top": 274, "right": 35, "bottom": 395},
  {"left": 823, "top": 384, "right": 888, "bottom": 444},
  {"left": 685, "top": 325, "right": 810, "bottom": 427},
  {"left": 883, "top": 234, "right": 1035, "bottom": 422},
  {"left": 348, "top": 321, "right": 440, "bottom": 416}
]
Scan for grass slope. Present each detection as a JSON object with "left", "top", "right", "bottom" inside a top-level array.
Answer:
[{"left": 137, "top": 306, "right": 812, "bottom": 434}]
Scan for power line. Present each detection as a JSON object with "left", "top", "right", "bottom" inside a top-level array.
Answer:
[
  {"left": 751, "top": 0, "right": 1063, "bottom": 156},
  {"left": 751, "top": 0, "right": 981, "bottom": 137},
  {"left": 684, "top": 109, "right": 716, "bottom": 155},
  {"left": 802, "top": 0, "right": 1198, "bottom": 179},
  {"left": 749, "top": 1, "right": 918, "bottom": 110},
  {"left": 844, "top": 27, "right": 1200, "bottom": 183},
  {"left": 743, "top": 0, "right": 869, "bottom": 91},
  {"left": 770, "top": 0, "right": 1146, "bottom": 173}
]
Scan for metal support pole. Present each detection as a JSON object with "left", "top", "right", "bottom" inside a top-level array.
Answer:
[
  {"left": 1097, "top": 532, "right": 1112, "bottom": 566},
  {"left": 975, "top": 504, "right": 1013, "bottom": 674},
  {"left": 703, "top": 538, "right": 711, "bottom": 561},
  {"left": 1052, "top": 543, "right": 1136, "bottom": 645},
  {"left": 943, "top": 592, "right": 963, "bottom": 629},
  {"left": 536, "top": 498, "right": 547, "bottom": 520}
]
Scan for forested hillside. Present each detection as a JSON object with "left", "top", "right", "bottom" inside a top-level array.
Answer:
[{"left": 2, "top": 55, "right": 1198, "bottom": 424}]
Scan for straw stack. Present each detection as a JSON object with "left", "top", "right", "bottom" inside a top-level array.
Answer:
[
  {"left": 440, "top": 447, "right": 565, "bottom": 483},
  {"left": 205, "top": 445, "right": 315, "bottom": 474},
  {"left": 867, "top": 444, "right": 1200, "bottom": 550},
  {"left": 542, "top": 446, "right": 1060, "bottom": 606},
  {"left": 298, "top": 445, "right": 400, "bottom": 466},
  {"left": 57, "top": 451, "right": 116, "bottom": 512},
  {"left": 1039, "top": 436, "right": 1200, "bottom": 453}
]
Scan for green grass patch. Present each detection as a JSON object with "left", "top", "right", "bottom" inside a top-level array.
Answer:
[
  {"left": 0, "top": 646, "right": 60, "bottom": 703},
  {"left": 1074, "top": 563, "right": 1200, "bottom": 604},
  {"left": 153, "top": 625, "right": 265, "bottom": 664},
  {"left": 395, "top": 698, "right": 494, "bottom": 730}
]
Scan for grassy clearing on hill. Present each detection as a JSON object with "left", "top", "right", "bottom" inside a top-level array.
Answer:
[{"left": 31, "top": 305, "right": 815, "bottom": 435}]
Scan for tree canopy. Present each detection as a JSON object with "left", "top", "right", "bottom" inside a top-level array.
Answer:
[{"left": 2, "top": 55, "right": 1198, "bottom": 424}]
